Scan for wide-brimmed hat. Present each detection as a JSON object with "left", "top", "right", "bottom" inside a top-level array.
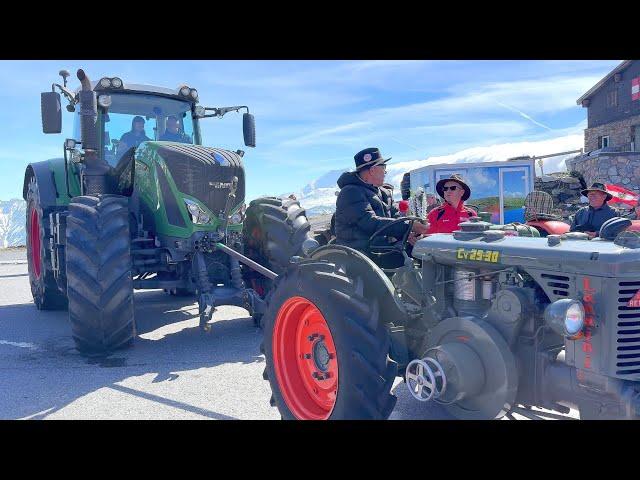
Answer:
[
  {"left": 354, "top": 147, "right": 392, "bottom": 171},
  {"left": 581, "top": 182, "right": 613, "bottom": 202},
  {"left": 436, "top": 174, "right": 471, "bottom": 201}
]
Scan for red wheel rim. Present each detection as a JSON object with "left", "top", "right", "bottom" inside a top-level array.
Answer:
[
  {"left": 29, "top": 208, "right": 42, "bottom": 279},
  {"left": 273, "top": 296, "right": 339, "bottom": 420}
]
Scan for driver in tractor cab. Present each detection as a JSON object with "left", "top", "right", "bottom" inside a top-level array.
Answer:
[
  {"left": 570, "top": 182, "right": 617, "bottom": 238},
  {"left": 334, "top": 147, "right": 429, "bottom": 255},
  {"left": 118, "top": 115, "right": 151, "bottom": 150},
  {"left": 160, "top": 115, "right": 192, "bottom": 144}
]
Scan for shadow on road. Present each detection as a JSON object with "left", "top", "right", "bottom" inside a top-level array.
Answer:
[{"left": 0, "top": 289, "right": 264, "bottom": 420}]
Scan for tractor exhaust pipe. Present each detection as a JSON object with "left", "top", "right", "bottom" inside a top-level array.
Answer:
[
  {"left": 76, "top": 69, "right": 110, "bottom": 195},
  {"left": 76, "top": 69, "right": 98, "bottom": 153}
]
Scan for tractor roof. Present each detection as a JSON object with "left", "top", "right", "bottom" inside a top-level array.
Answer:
[{"left": 75, "top": 81, "right": 194, "bottom": 100}]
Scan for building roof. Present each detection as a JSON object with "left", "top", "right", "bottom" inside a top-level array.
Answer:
[{"left": 576, "top": 60, "right": 633, "bottom": 105}]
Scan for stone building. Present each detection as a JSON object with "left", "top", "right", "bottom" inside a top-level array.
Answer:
[{"left": 567, "top": 60, "right": 640, "bottom": 192}]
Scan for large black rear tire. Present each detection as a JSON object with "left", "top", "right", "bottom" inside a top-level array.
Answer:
[
  {"left": 25, "top": 175, "right": 67, "bottom": 310},
  {"left": 243, "top": 197, "right": 311, "bottom": 326},
  {"left": 262, "top": 259, "right": 397, "bottom": 419},
  {"left": 66, "top": 195, "right": 135, "bottom": 355}
]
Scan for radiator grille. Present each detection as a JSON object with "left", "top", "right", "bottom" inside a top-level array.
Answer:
[
  {"left": 541, "top": 273, "right": 570, "bottom": 298},
  {"left": 157, "top": 145, "right": 245, "bottom": 216},
  {"left": 616, "top": 281, "right": 640, "bottom": 377}
]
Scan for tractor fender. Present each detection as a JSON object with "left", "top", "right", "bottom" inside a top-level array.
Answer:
[
  {"left": 23, "top": 159, "right": 63, "bottom": 208},
  {"left": 309, "top": 245, "right": 408, "bottom": 321},
  {"left": 526, "top": 220, "right": 570, "bottom": 236}
]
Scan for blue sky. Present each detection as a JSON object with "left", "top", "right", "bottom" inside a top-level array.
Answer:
[{"left": 0, "top": 60, "right": 621, "bottom": 201}]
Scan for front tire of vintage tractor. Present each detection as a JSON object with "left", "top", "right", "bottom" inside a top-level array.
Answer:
[
  {"left": 25, "top": 175, "right": 67, "bottom": 310},
  {"left": 262, "top": 260, "right": 397, "bottom": 419},
  {"left": 243, "top": 197, "right": 311, "bottom": 327},
  {"left": 66, "top": 195, "right": 135, "bottom": 355}
]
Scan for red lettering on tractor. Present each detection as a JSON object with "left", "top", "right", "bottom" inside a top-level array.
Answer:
[
  {"left": 627, "top": 289, "right": 640, "bottom": 308},
  {"left": 581, "top": 277, "right": 595, "bottom": 371}
]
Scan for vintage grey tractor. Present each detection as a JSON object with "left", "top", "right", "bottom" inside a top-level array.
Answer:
[
  {"left": 260, "top": 215, "right": 640, "bottom": 419},
  {"left": 25, "top": 68, "right": 311, "bottom": 355}
]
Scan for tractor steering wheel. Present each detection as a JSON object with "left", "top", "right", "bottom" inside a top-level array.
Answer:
[{"left": 367, "top": 216, "right": 423, "bottom": 257}]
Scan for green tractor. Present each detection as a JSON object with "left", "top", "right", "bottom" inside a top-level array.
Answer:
[{"left": 25, "top": 68, "right": 311, "bottom": 354}]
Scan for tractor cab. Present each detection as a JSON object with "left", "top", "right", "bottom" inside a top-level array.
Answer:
[
  {"left": 71, "top": 81, "right": 203, "bottom": 168},
  {"left": 55, "top": 75, "right": 255, "bottom": 172}
]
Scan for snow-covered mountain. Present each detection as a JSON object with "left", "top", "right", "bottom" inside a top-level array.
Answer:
[
  {"left": 280, "top": 169, "right": 347, "bottom": 217},
  {"left": 0, "top": 199, "right": 26, "bottom": 247},
  {"left": 282, "top": 134, "right": 583, "bottom": 218}
]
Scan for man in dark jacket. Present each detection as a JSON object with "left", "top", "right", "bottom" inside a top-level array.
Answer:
[
  {"left": 160, "top": 115, "right": 192, "bottom": 143},
  {"left": 334, "top": 147, "right": 429, "bottom": 253},
  {"left": 570, "top": 182, "right": 617, "bottom": 238}
]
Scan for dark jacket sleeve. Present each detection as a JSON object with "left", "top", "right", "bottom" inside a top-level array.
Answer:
[
  {"left": 337, "top": 186, "right": 409, "bottom": 238},
  {"left": 569, "top": 208, "right": 582, "bottom": 232}
]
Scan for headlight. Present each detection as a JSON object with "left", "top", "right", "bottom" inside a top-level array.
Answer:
[
  {"left": 544, "top": 299, "right": 585, "bottom": 339},
  {"left": 186, "top": 202, "right": 200, "bottom": 217},
  {"left": 184, "top": 199, "right": 211, "bottom": 224},
  {"left": 180, "top": 86, "right": 191, "bottom": 97},
  {"left": 98, "top": 95, "right": 112, "bottom": 108},
  {"left": 564, "top": 302, "right": 585, "bottom": 337},
  {"left": 99, "top": 77, "right": 112, "bottom": 88},
  {"left": 111, "top": 77, "right": 123, "bottom": 88},
  {"left": 230, "top": 213, "right": 242, "bottom": 224},
  {"left": 189, "top": 88, "right": 198, "bottom": 100}
]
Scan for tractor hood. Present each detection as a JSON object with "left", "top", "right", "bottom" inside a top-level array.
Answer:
[
  {"left": 412, "top": 232, "right": 640, "bottom": 277},
  {"left": 151, "top": 142, "right": 245, "bottom": 217}
]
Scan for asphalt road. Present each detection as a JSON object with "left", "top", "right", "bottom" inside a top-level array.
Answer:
[{"left": 0, "top": 249, "right": 577, "bottom": 420}]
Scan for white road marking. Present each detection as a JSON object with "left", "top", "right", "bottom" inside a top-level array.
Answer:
[{"left": 0, "top": 340, "right": 40, "bottom": 350}]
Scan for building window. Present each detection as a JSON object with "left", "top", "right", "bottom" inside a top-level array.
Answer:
[
  {"left": 599, "top": 136, "right": 610, "bottom": 148},
  {"left": 607, "top": 89, "right": 618, "bottom": 108}
]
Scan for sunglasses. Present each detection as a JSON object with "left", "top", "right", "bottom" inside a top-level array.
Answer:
[{"left": 442, "top": 185, "right": 459, "bottom": 191}]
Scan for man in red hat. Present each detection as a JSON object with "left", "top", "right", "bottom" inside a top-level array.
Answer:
[{"left": 424, "top": 174, "right": 477, "bottom": 234}]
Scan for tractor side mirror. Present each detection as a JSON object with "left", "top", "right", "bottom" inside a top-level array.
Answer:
[
  {"left": 41, "top": 91, "right": 62, "bottom": 134},
  {"left": 243, "top": 112, "right": 256, "bottom": 148}
]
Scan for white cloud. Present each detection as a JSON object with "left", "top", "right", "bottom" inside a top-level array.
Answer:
[
  {"left": 279, "top": 121, "right": 372, "bottom": 148},
  {"left": 466, "top": 169, "right": 497, "bottom": 191},
  {"left": 405, "top": 121, "right": 529, "bottom": 136},
  {"left": 347, "top": 75, "right": 601, "bottom": 132}
]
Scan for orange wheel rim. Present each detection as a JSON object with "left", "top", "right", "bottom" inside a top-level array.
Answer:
[{"left": 272, "top": 296, "right": 338, "bottom": 420}]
